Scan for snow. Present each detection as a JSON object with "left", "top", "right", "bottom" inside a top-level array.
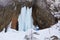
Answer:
[
  {"left": 0, "top": 22, "right": 25, "bottom": 40},
  {"left": 24, "top": 21, "right": 60, "bottom": 40},
  {"left": 0, "top": 4, "right": 60, "bottom": 40},
  {"left": 47, "top": 0, "right": 60, "bottom": 19}
]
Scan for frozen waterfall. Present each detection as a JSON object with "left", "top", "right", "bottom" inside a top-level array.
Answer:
[{"left": 18, "top": 6, "right": 34, "bottom": 31}]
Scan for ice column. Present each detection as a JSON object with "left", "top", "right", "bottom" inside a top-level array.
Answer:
[{"left": 18, "top": 6, "right": 34, "bottom": 31}]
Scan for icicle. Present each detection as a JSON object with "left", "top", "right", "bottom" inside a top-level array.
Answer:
[
  {"left": 18, "top": 6, "right": 26, "bottom": 31},
  {"left": 18, "top": 6, "right": 34, "bottom": 31}
]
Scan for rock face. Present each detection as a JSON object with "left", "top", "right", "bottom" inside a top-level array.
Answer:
[
  {"left": 50, "top": 35, "right": 60, "bottom": 40},
  {"left": 11, "top": 16, "right": 18, "bottom": 31},
  {"left": 0, "top": 1, "right": 21, "bottom": 32},
  {"left": 11, "top": 1, "right": 21, "bottom": 31},
  {"left": 0, "top": 0, "right": 58, "bottom": 32},
  {"left": 32, "top": 0, "right": 58, "bottom": 29}
]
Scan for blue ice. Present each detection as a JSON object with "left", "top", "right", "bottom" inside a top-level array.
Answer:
[{"left": 18, "top": 6, "right": 34, "bottom": 31}]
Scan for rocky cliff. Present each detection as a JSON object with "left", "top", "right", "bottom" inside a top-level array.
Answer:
[
  {"left": 0, "top": 0, "right": 58, "bottom": 32},
  {"left": 32, "top": 0, "right": 58, "bottom": 29},
  {"left": 0, "top": 1, "right": 21, "bottom": 32}
]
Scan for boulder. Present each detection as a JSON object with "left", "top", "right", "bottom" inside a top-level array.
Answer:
[{"left": 32, "top": 4, "right": 58, "bottom": 29}]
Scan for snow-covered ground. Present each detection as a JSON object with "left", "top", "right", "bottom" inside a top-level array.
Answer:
[
  {"left": 0, "top": 22, "right": 25, "bottom": 40},
  {"left": 0, "top": 21, "right": 60, "bottom": 40},
  {"left": 0, "top": 5, "right": 60, "bottom": 40}
]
